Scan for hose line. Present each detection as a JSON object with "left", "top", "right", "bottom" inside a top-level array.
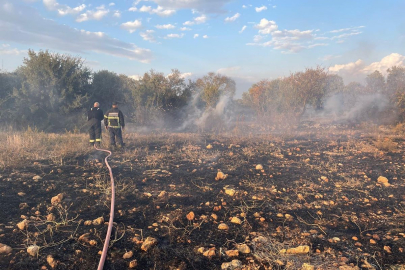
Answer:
[{"left": 94, "top": 145, "right": 115, "bottom": 270}]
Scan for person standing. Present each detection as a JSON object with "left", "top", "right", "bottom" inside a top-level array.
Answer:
[
  {"left": 104, "top": 101, "right": 125, "bottom": 149},
  {"left": 88, "top": 102, "right": 104, "bottom": 147}
]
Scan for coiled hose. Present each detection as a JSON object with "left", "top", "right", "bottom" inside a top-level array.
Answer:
[{"left": 94, "top": 145, "right": 115, "bottom": 270}]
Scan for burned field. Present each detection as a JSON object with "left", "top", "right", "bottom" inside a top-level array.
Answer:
[{"left": 1, "top": 126, "right": 405, "bottom": 270}]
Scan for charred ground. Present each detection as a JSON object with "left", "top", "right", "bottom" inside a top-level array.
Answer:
[{"left": 1, "top": 125, "right": 405, "bottom": 270}]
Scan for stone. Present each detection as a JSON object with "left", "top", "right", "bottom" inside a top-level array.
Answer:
[
  {"left": 231, "top": 217, "right": 242, "bottom": 225},
  {"left": 78, "top": 233, "right": 90, "bottom": 243},
  {"left": 377, "top": 176, "right": 390, "bottom": 187},
  {"left": 141, "top": 237, "right": 157, "bottom": 251},
  {"left": 218, "top": 223, "right": 229, "bottom": 230},
  {"left": 17, "top": 192, "right": 26, "bottom": 197},
  {"left": 92, "top": 217, "right": 104, "bottom": 226},
  {"left": 27, "top": 245, "right": 40, "bottom": 256},
  {"left": 186, "top": 212, "right": 195, "bottom": 221},
  {"left": 33, "top": 175, "right": 42, "bottom": 180},
  {"left": 302, "top": 263, "right": 315, "bottom": 270},
  {"left": 17, "top": 219, "right": 28, "bottom": 230},
  {"left": 211, "top": 214, "right": 218, "bottom": 220},
  {"left": 84, "top": 220, "right": 92, "bottom": 226},
  {"left": 47, "top": 214, "right": 55, "bottom": 222},
  {"left": 255, "top": 164, "right": 263, "bottom": 170},
  {"left": 384, "top": 246, "right": 392, "bottom": 253},
  {"left": 225, "top": 250, "right": 239, "bottom": 257},
  {"left": 0, "top": 243, "right": 12, "bottom": 254},
  {"left": 236, "top": 244, "right": 250, "bottom": 254},
  {"left": 224, "top": 187, "right": 236, "bottom": 196},
  {"left": 280, "top": 245, "right": 310, "bottom": 255},
  {"left": 47, "top": 255, "right": 57, "bottom": 268},
  {"left": 51, "top": 193, "right": 64, "bottom": 205},
  {"left": 203, "top": 248, "right": 216, "bottom": 258},
  {"left": 215, "top": 171, "right": 228, "bottom": 181},
  {"left": 129, "top": 260, "right": 138, "bottom": 268},
  {"left": 89, "top": 240, "right": 97, "bottom": 246},
  {"left": 123, "top": 251, "right": 133, "bottom": 259},
  {"left": 158, "top": 191, "right": 167, "bottom": 198},
  {"left": 221, "top": 259, "right": 242, "bottom": 270}
]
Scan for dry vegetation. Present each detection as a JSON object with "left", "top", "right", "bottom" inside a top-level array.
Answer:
[{"left": 0, "top": 124, "right": 405, "bottom": 270}]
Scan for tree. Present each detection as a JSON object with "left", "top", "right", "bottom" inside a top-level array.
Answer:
[
  {"left": 196, "top": 72, "right": 235, "bottom": 108},
  {"left": 366, "top": 70, "right": 385, "bottom": 93},
  {"left": 12, "top": 50, "right": 91, "bottom": 130},
  {"left": 387, "top": 66, "right": 405, "bottom": 121},
  {"left": 0, "top": 70, "right": 22, "bottom": 125}
]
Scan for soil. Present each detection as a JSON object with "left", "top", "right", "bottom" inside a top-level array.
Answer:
[{"left": 1, "top": 125, "right": 405, "bottom": 269}]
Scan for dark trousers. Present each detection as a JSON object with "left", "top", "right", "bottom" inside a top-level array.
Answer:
[
  {"left": 108, "top": 128, "right": 123, "bottom": 146},
  {"left": 89, "top": 124, "right": 102, "bottom": 145}
]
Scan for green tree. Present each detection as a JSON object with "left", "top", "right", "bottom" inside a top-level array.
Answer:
[
  {"left": 387, "top": 66, "right": 405, "bottom": 121},
  {"left": 12, "top": 50, "right": 91, "bottom": 130},
  {"left": 365, "top": 70, "right": 385, "bottom": 93},
  {"left": 196, "top": 72, "right": 235, "bottom": 108}
]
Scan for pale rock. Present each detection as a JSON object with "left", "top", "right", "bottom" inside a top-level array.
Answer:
[
  {"left": 384, "top": 246, "right": 392, "bottom": 253},
  {"left": 203, "top": 248, "right": 216, "bottom": 258},
  {"left": 301, "top": 263, "right": 314, "bottom": 270},
  {"left": 17, "top": 192, "right": 26, "bottom": 197},
  {"left": 280, "top": 245, "right": 310, "bottom": 255},
  {"left": 255, "top": 164, "right": 263, "bottom": 170},
  {"left": 158, "top": 191, "right": 167, "bottom": 198},
  {"left": 236, "top": 244, "right": 250, "bottom": 254},
  {"left": 225, "top": 250, "right": 239, "bottom": 257},
  {"left": 92, "top": 217, "right": 104, "bottom": 226},
  {"left": 141, "top": 237, "right": 157, "bottom": 251},
  {"left": 78, "top": 233, "right": 90, "bottom": 243},
  {"left": 84, "top": 220, "right": 92, "bottom": 226},
  {"left": 129, "top": 260, "right": 138, "bottom": 268},
  {"left": 27, "top": 245, "right": 39, "bottom": 256},
  {"left": 211, "top": 214, "right": 218, "bottom": 220},
  {"left": 186, "top": 212, "right": 195, "bottom": 221},
  {"left": 89, "top": 240, "right": 97, "bottom": 246},
  {"left": 224, "top": 187, "right": 236, "bottom": 196},
  {"left": 206, "top": 144, "right": 213, "bottom": 149},
  {"left": 231, "top": 217, "right": 242, "bottom": 225},
  {"left": 47, "top": 214, "right": 55, "bottom": 222},
  {"left": 197, "top": 247, "right": 205, "bottom": 254},
  {"left": 17, "top": 219, "right": 28, "bottom": 230},
  {"left": 47, "top": 255, "right": 57, "bottom": 268},
  {"left": 221, "top": 259, "right": 242, "bottom": 270},
  {"left": 377, "top": 176, "right": 390, "bottom": 187},
  {"left": 51, "top": 193, "right": 64, "bottom": 205},
  {"left": 33, "top": 175, "right": 42, "bottom": 180},
  {"left": 215, "top": 171, "right": 228, "bottom": 181},
  {"left": 0, "top": 243, "right": 12, "bottom": 254},
  {"left": 218, "top": 223, "right": 229, "bottom": 230},
  {"left": 123, "top": 251, "right": 133, "bottom": 259}
]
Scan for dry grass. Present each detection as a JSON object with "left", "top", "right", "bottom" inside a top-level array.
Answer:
[{"left": 0, "top": 128, "right": 90, "bottom": 168}]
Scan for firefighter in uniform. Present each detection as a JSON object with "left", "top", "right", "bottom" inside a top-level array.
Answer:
[
  {"left": 104, "top": 101, "right": 125, "bottom": 149},
  {"left": 88, "top": 102, "right": 104, "bottom": 147}
]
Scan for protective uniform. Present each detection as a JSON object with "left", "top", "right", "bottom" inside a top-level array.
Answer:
[
  {"left": 104, "top": 105, "right": 125, "bottom": 148},
  {"left": 88, "top": 106, "right": 104, "bottom": 146}
]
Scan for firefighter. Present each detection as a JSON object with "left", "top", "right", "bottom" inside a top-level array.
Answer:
[
  {"left": 88, "top": 102, "right": 104, "bottom": 147},
  {"left": 104, "top": 101, "right": 125, "bottom": 149}
]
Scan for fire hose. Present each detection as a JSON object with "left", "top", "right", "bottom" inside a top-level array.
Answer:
[{"left": 94, "top": 145, "right": 115, "bottom": 270}]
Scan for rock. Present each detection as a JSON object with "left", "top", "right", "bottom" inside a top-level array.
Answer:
[
  {"left": 215, "top": 171, "right": 228, "bottom": 181},
  {"left": 92, "top": 217, "right": 104, "bottom": 226},
  {"left": 129, "top": 260, "right": 138, "bottom": 268},
  {"left": 186, "top": 212, "right": 195, "bottom": 221},
  {"left": 339, "top": 266, "right": 360, "bottom": 270},
  {"left": 384, "top": 246, "right": 392, "bottom": 253},
  {"left": 78, "top": 233, "right": 90, "bottom": 243},
  {"left": 17, "top": 192, "right": 26, "bottom": 197},
  {"left": 197, "top": 247, "right": 205, "bottom": 254},
  {"left": 84, "top": 220, "right": 92, "bottom": 226},
  {"left": 377, "top": 176, "right": 390, "bottom": 187},
  {"left": 0, "top": 243, "right": 12, "bottom": 254},
  {"left": 211, "top": 214, "right": 218, "bottom": 220},
  {"left": 141, "top": 237, "right": 157, "bottom": 251},
  {"left": 158, "top": 191, "right": 167, "bottom": 198},
  {"left": 301, "top": 263, "right": 314, "bottom": 270},
  {"left": 123, "top": 251, "right": 133, "bottom": 259},
  {"left": 19, "top": 203, "right": 29, "bottom": 209},
  {"left": 218, "top": 223, "right": 229, "bottom": 230},
  {"left": 27, "top": 245, "right": 39, "bottom": 256},
  {"left": 236, "top": 244, "right": 250, "bottom": 254},
  {"left": 231, "top": 217, "right": 242, "bottom": 225},
  {"left": 280, "top": 245, "right": 310, "bottom": 255},
  {"left": 51, "top": 193, "right": 64, "bottom": 205},
  {"left": 221, "top": 259, "right": 242, "bottom": 270},
  {"left": 47, "top": 255, "right": 57, "bottom": 268},
  {"left": 370, "top": 239, "right": 377, "bottom": 244},
  {"left": 255, "top": 164, "right": 263, "bottom": 170},
  {"left": 203, "top": 248, "right": 216, "bottom": 258},
  {"left": 89, "top": 240, "right": 97, "bottom": 246},
  {"left": 17, "top": 219, "right": 28, "bottom": 230},
  {"left": 47, "top": 214, "right": 55, "bottom": 222},
  {"left": 33, "top": 175, "right": 42, "bottom": 180},
  {"left": 206, "top": 144, "right": 213, "bottom": 149},
  {"left": 224, "top": 187, "right": 236, "bottom": 196},
  {"left": 225, "top": 250, "right": 239, "bottom": 257}
]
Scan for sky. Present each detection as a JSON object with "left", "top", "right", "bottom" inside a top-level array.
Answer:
[{"left": 0, "top": 0, "right": 405, "bottom": 97}]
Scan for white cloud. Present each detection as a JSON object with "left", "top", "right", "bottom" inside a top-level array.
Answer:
[
  {"left": 319, "top": 54, "right": 341, "bottom": 61},
  {"left": 224, "top": 13, "right": 240, "bottom": 22},
  {"left": 129, "top": 74, "right": 141, "bottom": 80},
  {"left": 242, "top": 5, "right": 247, "bottom": 8},
  {"left": 76, "top": 5, "right": 109, "bottom": 22},
  {"left": 255, "top": 18, "right": 278, "bottom": 34},
  {"left": 121, "top": 20, "right": 142, "bottom": 33},
  {"left": 140, "top": 30, "right": 156, "bottom": 43},
  {"left": 129, "top": 7, "right": 137, "bottom": 11},
  {"left": 331, "top": 31, "right": 362, "bottom": 40},
  {"left": 0, "top": 3, "right": 152, "bottom": 63},
  {"left": 148, "top": 0, "right": 233, "bottom": 13},
  {"left": 183, "top": 14, "right": 207, "bottom": 26},
  {"left": 330, "top": 26, "right": 365, "bottom": 33},
  {"left": 329, "top": 53, "right": 405, "bottom": 82},
  {"left": 217, "top": 66, "right": 241, "bottom": 75},
  {"left": 166, "top": 33, "right": 184, "bottom": 39},
  {"left": 203, "top": 35, "right": 208, "bottom": 39},
  {"left": 138, "top": 5, "right": 176, "bottom": 17},
  {"left": 193, "top": 34, "right": 199, "bottom": 38},
  {"left": 255, "top": 6, "right": 267, "bottom": 12},
  {"left": 155, "top": 24, "right": 175, "bottom": 29},
  {"left": 43, "top": 0, "right": 86, "bottom": 16},
  {"left": 113, "top": 11, "right": 121, "bottom": 18},
  {"left": 109, "top": 2, "right": 115, "bottom": 6},
  {"left": 180, "top": 27, "right": 191, "bottom": 31},
  {"left": 0, "top": 44, "right": 26, "bottom": 55},
  {"left": 253, "top": 35, "right": 264, "bottom": 42},
  {"left": 168, "top": 71, "right": 193, "bottom": 79},
  {"left": 239, "top": 25, "right": 247, "bottom": 33}
]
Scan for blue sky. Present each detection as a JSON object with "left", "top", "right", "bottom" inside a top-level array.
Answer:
[{"left": 0, "top": 0, "right": 404, "bottom": 97}]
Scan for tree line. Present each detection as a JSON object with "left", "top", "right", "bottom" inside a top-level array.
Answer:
[{"left": 0, "top": 50, "right": 404, "bottom": 132}]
